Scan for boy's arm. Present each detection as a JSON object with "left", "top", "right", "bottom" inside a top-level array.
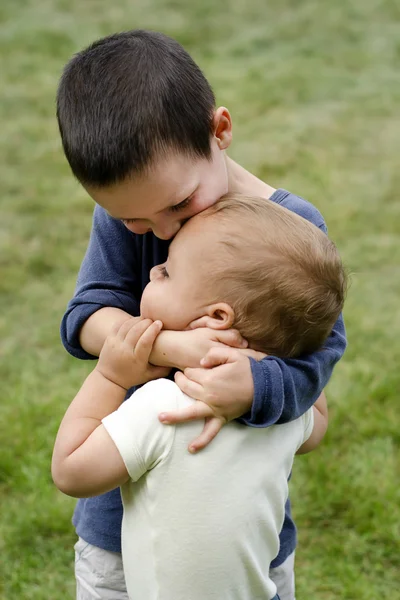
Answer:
[
  {"left": 244, "top": 313, "right": 346, "bottom": 425},
  {"left": 61, "top": 205, "right": 142, "bottom": 359},
  {"left": 160, "top": 313, "right": 345, "bottom": 453},
  {"left": 52, "top": 320, "right": 168, "bottom": 497},
  {"left": 245, "top": 188, "right": 345, "bottom": 425},
  {"left": 61, "top": 205, "right": 246, "bottom": 362},
  {"left": 79, "top": 307, "right": 138, "bottom": 357},
  {"left": 296, "top": 391, "right": 328, "bottom": 454},
  {"left": 159, "top": 195, "right": 347, "bottom": 451}
]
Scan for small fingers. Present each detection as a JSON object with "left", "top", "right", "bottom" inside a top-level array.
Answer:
[
  {"left": 118, "top": 318, "right": 151, "bottom": 342},
  {"left": 174, "top": 371, "right": 205, "bottom": 400},
  {"left": 159, "top": 400, "right": 213, "bottom": 425},
  {"left": 132, "top": 320, "right": 163, "bottom": 361},
  {"left": 200, "top": 347, "right": 240, "bottom": 368},
  {"left": 188, "top": 417, "right": 224, "bottom": 453},
  {"left": 111, "top": 317, "right": 139, "bottom": 338},
  {"left": 217, "top": 328, "right": 248, "bottom": 349},
  {"left": 187, "top": 316, "right": 210, "bottom": 329},
  {"left": 241, "top": 348, "right": 268, "bottom": 361}
]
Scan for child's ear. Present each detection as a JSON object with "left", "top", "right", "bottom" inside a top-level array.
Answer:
[
  {"left": 212, "top": 107, "right": 232, "bottom": 150},
  {"left": 202, "top": 303, "right": 235, "bottom": 330}
]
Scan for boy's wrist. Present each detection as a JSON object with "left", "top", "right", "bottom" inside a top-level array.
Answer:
[
  {"left": 80, "top": 308, "right": 139, "bottom": 357},
  {"left": 150, "top": 330, "right": 185, "bottom": 370}
]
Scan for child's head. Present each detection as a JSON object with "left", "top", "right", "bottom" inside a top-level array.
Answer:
[
  {"left": 141, "top": 195, "right": 347, "bottom": 358},
  {"left": 57, "top": 30, "right": 232, "bottom": 239}
]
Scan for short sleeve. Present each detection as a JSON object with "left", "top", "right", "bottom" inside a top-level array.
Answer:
[
  {"left": 102, "top": 379, "right": 179, "bottom": 482},
  {"left": 298, "top": 408, "right": 315, "bottom": 450}
]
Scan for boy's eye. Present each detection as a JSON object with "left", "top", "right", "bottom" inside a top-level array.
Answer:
[{"left": 169, "top": 197, "right": 191, "bottom": 213}]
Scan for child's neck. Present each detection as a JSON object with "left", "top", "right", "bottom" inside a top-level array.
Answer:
[{"left": 226, "top": 157, "right": 276, "bottom": 199}]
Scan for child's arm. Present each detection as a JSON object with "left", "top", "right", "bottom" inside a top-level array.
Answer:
[
  {"left": 296, "top": 391, "right": 328, "bottom": 454},
  {"left": 52, "top": 319, "right": 165, "bottom": 497}
]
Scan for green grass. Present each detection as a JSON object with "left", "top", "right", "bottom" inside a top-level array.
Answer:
[{"left": 1, "top": 0, "right": 399, "bottom": 598}]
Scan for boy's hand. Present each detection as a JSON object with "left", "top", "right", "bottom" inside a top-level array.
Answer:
[
  {"left": 159, "top": 347, "right": 265, "bottom": 453},
  {"left": 96, "top": 319, "right": 170, "bottom": 390}
]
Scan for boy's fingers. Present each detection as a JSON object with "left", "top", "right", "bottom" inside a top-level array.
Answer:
[
  {"left": 188, "top": 417, "right": 224, "bottom": 453},
  {"left": 188, "top": 316, "right": 209, "bottom": 329},
  {"left": 159, "top": 397, "right": 213, "bottom": 425},
  {"left": 216, "top": 329, "right": 248, "bottom": 349},
  {"left": 175, "top": 370, "right": 205, "bottom": 398},
  {"left": 200, "top": 347, "right": 239, "bottom": 368},
  {"left": 240, "top": 349, "right": 268, "bottom": 361},
  {"left": 133, "top": 321, "right": 163, "bottom": 361}
]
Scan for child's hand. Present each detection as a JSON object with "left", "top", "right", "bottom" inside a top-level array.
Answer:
[
  {"left": 159, "top": 347, "right": 264, "bottom": 452},
  {"left": 96, "top": 319, "right": 171, "bottom": 390}
]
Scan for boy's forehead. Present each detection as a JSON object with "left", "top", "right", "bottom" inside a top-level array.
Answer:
[{"left": 87, "top": 166, "right": 198, "bottom": 219}]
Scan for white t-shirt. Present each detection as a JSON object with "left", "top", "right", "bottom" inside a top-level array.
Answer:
[{"left": 102, "top": 378, "right": 313, "bottom": 600}]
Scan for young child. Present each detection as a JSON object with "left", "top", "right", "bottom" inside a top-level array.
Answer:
[
  {"left": 57, "top": 30, "right": 347, "bottom": 600},
  {"left": 53, "top": 195, "right": 346, "bottom": 600}
]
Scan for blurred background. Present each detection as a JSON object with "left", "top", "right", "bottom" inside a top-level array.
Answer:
[{"left": 1, "top": 1, "right": 399, "bottom": 598}]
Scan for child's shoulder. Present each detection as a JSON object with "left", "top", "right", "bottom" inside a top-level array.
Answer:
[
  {"left": 133, "top": 378, "right": 182, "bottom": 410},
  {"left": 269, "top": 188, "right": 327, "bottom": 232}
]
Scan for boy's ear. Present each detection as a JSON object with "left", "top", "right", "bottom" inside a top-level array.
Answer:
[
  {"left": 189, "top": 303, "right": 235, "bottom": 331},
  {"left": 212, "top": 107, "right": 232, "bottom": 150}
]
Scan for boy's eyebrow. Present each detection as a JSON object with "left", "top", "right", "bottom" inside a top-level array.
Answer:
[
  {"left": 108, "top": 212, "right": 138, "bottom": 221},
  {"left": 159, "top": 182, "right": 198, "bottom": 213},
  {"left": 107, "top": 182, "right": 198, "bottom": 220}
]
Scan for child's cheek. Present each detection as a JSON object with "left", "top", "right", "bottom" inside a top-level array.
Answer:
[{"left": 141, "top": 285, "right": 166, "bottom": 322}]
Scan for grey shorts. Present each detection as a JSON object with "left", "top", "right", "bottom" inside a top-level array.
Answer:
[{"left": 75, "top": 537, "right": 295, "bottom": 600}]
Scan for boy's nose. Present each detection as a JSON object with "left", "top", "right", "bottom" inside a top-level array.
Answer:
[
  {"left": 153, "top": 221, "right": 181, "bottom": 240},
  {"left": 123, "top": 221, "right": 151, "bottom": 235}
]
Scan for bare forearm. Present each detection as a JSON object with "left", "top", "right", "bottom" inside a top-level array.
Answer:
[
  {"left": 150, "top": 330, "right": 188, "bottom": 370},
  {"left": 52, "top": 370, "right": 125, "bottom": 464},
  {"left": 297, "top": 392, "right": 329, "bottom": 455},
  {"left": 52, "top": 370, "right": 129, "bottom": 497},
  {"left": 150, "top": 328, "right": 246, "bottom": 371},
  {"left": 79, "top": 307, "right": 137, "bottom": 356}
]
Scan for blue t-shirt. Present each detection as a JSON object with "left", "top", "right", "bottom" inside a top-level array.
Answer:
[{"left": 61, "top": 189, "right": 347, "bottom": 567}]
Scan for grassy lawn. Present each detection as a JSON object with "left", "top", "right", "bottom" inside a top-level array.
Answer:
[{"left": 1, "top": 0, "right": 399, "bottom": 598}]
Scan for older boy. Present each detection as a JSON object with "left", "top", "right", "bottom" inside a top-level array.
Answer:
[
  {"left": 53, "top": 195, "right": 346, "bottom": 600},
  {"left": 57, "top": 31, "right": 347, "bottom": 600}
]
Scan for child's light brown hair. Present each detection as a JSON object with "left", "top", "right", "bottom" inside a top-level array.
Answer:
[{"left": 202, "top": 194, "right": 347, "bottom": 358}]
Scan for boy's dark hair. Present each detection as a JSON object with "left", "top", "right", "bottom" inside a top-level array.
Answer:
[{"left": 57, "top": 30, "right": 216, "bottom": 186}]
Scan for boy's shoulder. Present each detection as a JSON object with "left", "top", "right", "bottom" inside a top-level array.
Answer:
[{"left": 269, "top": 188, "right": 327, "bottom": 232}]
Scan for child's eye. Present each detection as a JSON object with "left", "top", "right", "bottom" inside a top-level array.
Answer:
[{"left": 169, "top": 197, "right": 191, "bottom": 213}]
